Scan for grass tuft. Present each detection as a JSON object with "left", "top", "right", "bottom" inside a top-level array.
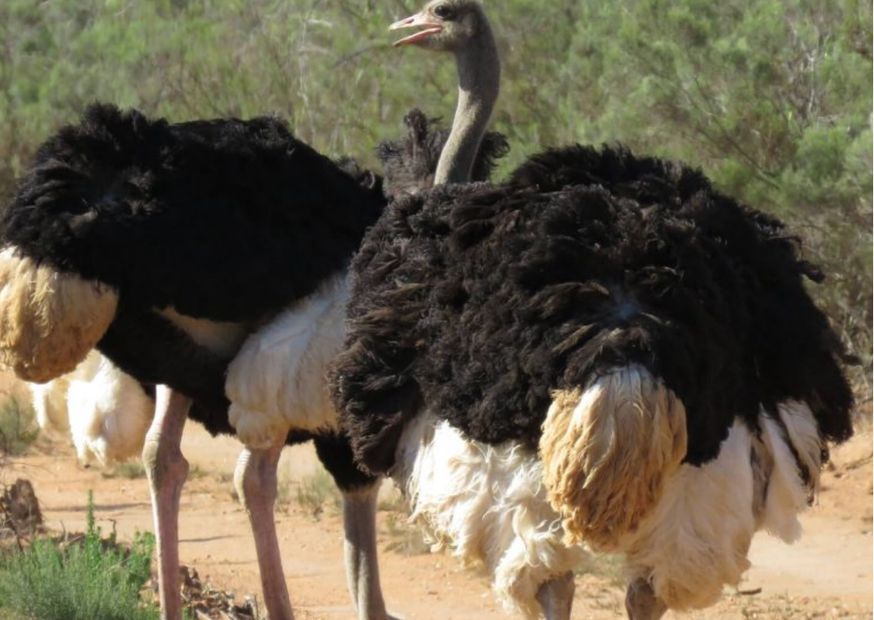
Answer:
[
  {"left": 576, "top": 552, "right": 626, "bottom": 588},
  {"left": 292, "top": 468, "right": 340, "bottom": 520},
  {"left": 101, "top": 461, "right": 147, "bottom": 480},
  {"left": 0, "top": 491, "right": 158, "bottom": 620},
  {"left": 381, "top": 512, "right": 430, "bottom": 556}
]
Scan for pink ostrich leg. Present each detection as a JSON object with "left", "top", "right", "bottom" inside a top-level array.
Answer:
[
  {"left": 341, "top": 483, "right": 395, "bottom": 620},
  {"left": 142, "top": 385, "right": 191, "bottom": 620},
  {"left": 235, "top": 441, "right": 295, "bottom": 620}
]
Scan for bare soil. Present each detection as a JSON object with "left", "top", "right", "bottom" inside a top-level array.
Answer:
[{"left": 2, "top": 375, "right": 870, "bottom": 619}]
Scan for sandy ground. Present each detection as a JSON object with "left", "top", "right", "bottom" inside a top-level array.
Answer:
[{"left": 2, "top": 378, "right": 871, "bottom": 619}]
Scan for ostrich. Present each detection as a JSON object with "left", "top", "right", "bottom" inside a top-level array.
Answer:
[
  {"left": 329, "top": 1, "right": 855, "bottom": 619},
  {"left": 0, "top": 106, "right": 388, "bottom": 620},
  {"left": 29, "top": 350, "right": 154, "bottom": 466},
  {"left": 0, "top": 102, "right": 507, "bottom": 619}
]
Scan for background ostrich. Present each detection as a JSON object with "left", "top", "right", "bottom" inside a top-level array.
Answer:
[
  {"left": 0, "top": 102, "right": 507, "bottom": 619},
  {"left": 29, "top": 351, "right": 154, "bottom": 466},
  {"left": 330, "top": 1, "right": 855, "bottom": 619},
  {"left": 0, "top": 105, "right": 389, "bottom": 620}
]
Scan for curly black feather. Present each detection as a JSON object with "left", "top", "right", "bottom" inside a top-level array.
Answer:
[
  {"left": 2, "top": 103, "right": 386, "bottom": 321},
  {"left": 331, "top": 144, "right": 854, "bottom": 475},
  {"left": 377, "top": 108, "right": 509, "bottom": 199},
  {"left": 1, "top": 104, "right": 495, "bottom": 489}
]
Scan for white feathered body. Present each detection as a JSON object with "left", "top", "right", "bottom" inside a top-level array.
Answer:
[
  {"left": 227, "top": 274, "right": 349, "bottom": 446},
  {"left": 29, "top": 350, "right": 154, "bottom": 466},
  {"left": 393, "top": 366, "right": 824, "bottom": 616}
]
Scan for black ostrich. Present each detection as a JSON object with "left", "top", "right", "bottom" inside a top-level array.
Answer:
[
  {"left": 330, "top": 1, "right": 855, "bottom": 619},
  {"left": 0, "top": 103, "right": 507, "bottom": 619}
]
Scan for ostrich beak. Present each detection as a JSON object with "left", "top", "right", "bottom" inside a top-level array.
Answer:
[{"left": 389, "top": 11, "right": 443, "bottom": 47}]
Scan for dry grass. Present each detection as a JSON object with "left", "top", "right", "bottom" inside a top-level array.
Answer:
[
  {"left": 376, "top": 483, "right": 429, "bottom": 556},
  {"left": 381, "top": 512, "right": 430, "bottom": 556},
  {"left": 576, "top": 552, "right": 625, "bottom": 589},
  {"left": 290, "top": 468, "right": 340, "bottom": 520},
  {"left": 101, "top": 461, "right": 147, "bottom": 480}
]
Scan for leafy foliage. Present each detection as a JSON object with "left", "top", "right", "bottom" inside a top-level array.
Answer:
[
  {"left": 0, "top": 0, "right": 869, "bottom": 390},
  {"left": 0, "top": 491, "right": 157, "bottom": 620}
]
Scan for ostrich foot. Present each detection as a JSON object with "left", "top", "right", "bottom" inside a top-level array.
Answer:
[
  {"left": 343, "top": 483, "right": 398, "bottom": 620},
  {"left": 235, "top": 442, "right": 294, "bottom": 620},
  {"left": 536, "top": 571, "right": 575, "bottom": 620},
  {"left": 625, "top": 577, "right": 668, "bottom": 620},
  {"left": 142, "top": 385, "right": 191, "bottom": 620}
]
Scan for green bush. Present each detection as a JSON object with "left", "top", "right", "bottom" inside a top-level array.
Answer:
[
  {"left": 0, "top": 0, "right": 869, "bottom": 394},
  {"left": 0, "top": 396, "right": 38, "bottom": 457},
  {"left": 0, "top": 491, "right": 158, "bottom": 620}
]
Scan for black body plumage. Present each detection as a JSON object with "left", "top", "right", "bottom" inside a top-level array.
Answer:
[
  {"left": 331, "top": 144, "right": 854, "bottom": 474},
  {"left": 1, "top": 104, "right": 509, "bottom": 488},
  {"left": 1, "top": 103, "right": 389, "bottom": 487},
  {"left": 378, "top": 109, "right": 509, "bottom": 199},
  {"left": 2, "top": 103, "right": 386, "bottom": 321}
]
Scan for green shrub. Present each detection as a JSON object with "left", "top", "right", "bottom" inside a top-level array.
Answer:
[
  {"left": 0, "top": 396, "right": 38, "bottom": 457},
  {"left": 0, "top": 0, "right": 867, "bottom": 398},
  {"left": 0, "top": 491, "right": 158, "bottom": 620}
]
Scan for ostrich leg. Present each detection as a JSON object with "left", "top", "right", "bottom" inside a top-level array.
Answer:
[
  {"left": 536, "top": 572, "right": 575, "bottom": 620},
  {"left": 142, "top": 385, "right": 191, "bottom": 620},
  {"left": 235, "top": 442, "right": 294, "bottom": 620},
  {"left": 341, "top": 483, "right": 397, "bottom": 620},
  {"left": 312, "top": 434, "right": 394, "bottom": 620},
  {"left": 625, "top": 578, "right": 668, "bottom": 620}
]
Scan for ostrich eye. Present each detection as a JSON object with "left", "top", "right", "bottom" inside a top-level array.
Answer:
[{"left": 433, "top": 4, "right": 455, "bottom": 19}]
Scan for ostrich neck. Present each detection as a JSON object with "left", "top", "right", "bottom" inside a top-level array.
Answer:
[{"left": 434, "top": 22, "right": 500, "bottom": 185}]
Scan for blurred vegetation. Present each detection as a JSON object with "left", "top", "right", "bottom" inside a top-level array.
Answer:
[
  {"left": 0, "top": 492, "right": 157, "bottom": 620},
  {"left": 292, "top": 467, "right": 340, "bottom": 520},
  {"left": 101, "top": 460, "right": 147, "bottom": 479},
  {"left": 0, "top": 397, "right": 37, "bottom": 457},
  {"left": 0, "top": 0, "right": 870, "bottom": 394}
]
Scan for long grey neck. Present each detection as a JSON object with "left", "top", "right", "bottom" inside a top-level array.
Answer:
[{"left": 434, "top": 19, "right": 500, "bottom": 185}]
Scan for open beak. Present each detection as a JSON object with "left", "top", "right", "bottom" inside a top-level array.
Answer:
[{"left": 389, "top": 11, "right": 443, "bottom": 47}]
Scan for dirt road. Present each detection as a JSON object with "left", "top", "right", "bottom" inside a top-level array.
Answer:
[{"left": 4, "top": 414, "right": 871, "bottom": 619}]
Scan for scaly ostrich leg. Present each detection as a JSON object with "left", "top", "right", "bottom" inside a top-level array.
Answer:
[
  {"left": 310, "top": 433, "right": 394, "bottom": 619},
  {"left": 625, "top": 578, "right": 668, "bottom": 620},
  {"left": 342, "top": 483, "right": 397, "bottom": 620},
  {"left": 235, "top": 441, "right": 294, "bottom": 620},
  {"left": 142, "top": 385, "right": 191, "bottom": 620},
  {"left": 536, "top": 572, "right": 575, "bottom": 620}
]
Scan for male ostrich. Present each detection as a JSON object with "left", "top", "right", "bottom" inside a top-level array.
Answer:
[
  {"left": 0, "top": 103, "right": 507, "bottom": 619},
  {"left": 0, "top": 106, "right": 387, "bottom": 620},
  {"left": 330, "top": 1, "right": 855, "bottom": 618},
  {"left": 29, "top": 351, "right": 154, "bottom": 466}
]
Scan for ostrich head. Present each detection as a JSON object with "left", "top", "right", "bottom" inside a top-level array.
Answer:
[
  {"left": 390, "top": 0, "right": 487, "bottom": 52},
  {"left": 390, "top": 0, "right": 500, "bottom": 186}
]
